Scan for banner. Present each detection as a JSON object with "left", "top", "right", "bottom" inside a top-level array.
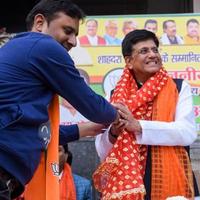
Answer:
[{"left": 68, "top": 13, "right": 200, "bottom": 133}]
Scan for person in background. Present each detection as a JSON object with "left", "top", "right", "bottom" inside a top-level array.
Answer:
[
  {"left": 104, "top": 20, "right": 121, "bottom": 45},
  {"left": 0, "top": 0, "right": 121, "bottom": 199},
  {"left": 184, "top": 18, "right": 200, "bottom": 45},
  {"left": 122, "top": 20, "right": 138, "bottom": 36},
  {"left": 160, "top": 19, "right": 184, "bottom": 45},
  {"left": 0, "top": 26, "right": 15, "bottom": 47},
  {"left": 60, "top": 144, "right": 92, "bottom": 200},
  {"left": 94, "top": 29, "right": 199, "bottom": 199},
  {"left": 60, "top": 98, "right": 89, "bottom": 125},
  {"left": 144, "top": 19, "right": 158, "bottom": 34},
  {"left": 60, "top": 68, "right": 90, "bottom": 125},
  {"left": 79, "top": 19, "right": 106, "bottom": 46}
]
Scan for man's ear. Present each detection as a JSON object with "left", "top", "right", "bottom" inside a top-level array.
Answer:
[
  {"left": 124, "top": 56, "right": 133, "bottom": 69},
  {"left": 32, "top": 14, "right": 46, "bottom": 32}
]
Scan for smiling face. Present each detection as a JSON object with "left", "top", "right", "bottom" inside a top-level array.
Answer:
[
  {"left": 32, "top": 12, "right": 79, "bottom": 51},
  {"left": 125, "top": 39, "right": 162, "bottom": 83},
  {"left": 122, "top": 22, "right": 137, "bottom": 36},
  {"left": 105, "top": 21, "right": 118, "bottom": 37},
  {"left": 187, "top": 22, "right": 200, "bottom": 38},
  {"left": 86, "top": 20, "right": 98, "bottom": 37},
  {"left": 164, "top": 21, "right": 177, "bottom": 37},
  {"left": 145, "top": 23, "right": 157, "bottom": 33}
]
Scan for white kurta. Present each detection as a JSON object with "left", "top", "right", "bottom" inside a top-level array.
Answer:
[{"left": 95, "top": 80, "right": 197, "bottom": 162}]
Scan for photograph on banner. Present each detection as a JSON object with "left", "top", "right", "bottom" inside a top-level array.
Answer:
[
  {"left": 69, "top": 13, "right": 200, "bottom": 134},
  {"left": 78, "top": 14, "right": 200, "bottom": 46}
]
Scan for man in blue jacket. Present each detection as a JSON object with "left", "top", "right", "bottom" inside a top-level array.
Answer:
[{"left": 0, "top": 0, "right": 120, "bottom": 199}]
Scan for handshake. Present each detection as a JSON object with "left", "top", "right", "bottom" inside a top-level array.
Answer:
[
  {"left": 77, "top": 102, "right": 142, "bottom": 139},
  {"left": 110, "top": 102, "right": 142, "bottom": 139}
]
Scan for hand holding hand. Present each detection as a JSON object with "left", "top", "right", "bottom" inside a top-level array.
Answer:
[
  {"left": 108, "top": 119, "right": 127, "bottom": 143},
  {"left": 112, "top": 102, "right": 142, "bottom": 135}
]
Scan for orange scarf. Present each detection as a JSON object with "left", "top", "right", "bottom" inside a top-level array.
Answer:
[
  {"left": 151, "top": 78, "right": 194, "bottom": 199},
  {"left": 60, "top": 163, "right": 76, "bottom": 200},
  {"left": 23, "top": 95, "right": 60, "bottom": 200},
  {"left": 93, "top": 67, "right": 194, "bottom": 200}
]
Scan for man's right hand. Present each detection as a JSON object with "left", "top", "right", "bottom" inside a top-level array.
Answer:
[{"left": 111, "top": 102, "right": 142, "bottom": 135}]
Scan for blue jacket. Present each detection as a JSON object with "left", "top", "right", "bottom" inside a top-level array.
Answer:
[
  {"left": 73, "top": 174, "right": 92, "bottom": 200},
  {"left": 0, "top": 32, "right": 117, "bottom": 186}
]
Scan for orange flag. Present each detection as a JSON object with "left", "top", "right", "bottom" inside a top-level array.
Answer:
[{"left": 24, "top": 95, "right": 60, "bottom": 200}]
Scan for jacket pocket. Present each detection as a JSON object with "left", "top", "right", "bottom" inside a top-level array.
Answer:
[{"left": 0, "top": 105, "right": 23, "bottom": 129}]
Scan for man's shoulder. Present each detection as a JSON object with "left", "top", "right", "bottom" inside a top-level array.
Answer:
[
  {"left": 78, "top": 35, "right": 88, "bottom": 42},
  {"left": 73, "top": 174, "right": 91, "bottom": 186},
  {"left": 159, "top": 33, "right": 166, "bottom": 40},
  {"left": 14, "top": 32, "right": 53, "bottom": 43},
  {"left": 28, "top": 32, "right": 60, "bottom": 49},
  {"left": 97, "top": 36, "right": 106, "bottom": 44},
  {"left": 73, "top": 174, "right": 92, "bottom": 200},
  {"left": 25, "top": 32, "right": 71, "bottom": 61},
  {"left": 97, "top": 35, "right": 105, "bottom": 40},
  {"left": 79, "top": 35, "right": 87, "bottom": 39}
]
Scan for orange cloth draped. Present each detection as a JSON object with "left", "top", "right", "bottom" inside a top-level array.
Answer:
[
  {"left": 184, "top": 35, "right": 200, "bottom": 45},
  {"left": 93, "top": 67, "right": 194, "bottom": 200},
  {"left": 23, "top": 95, "right": 60, "bottom": 200},
  {"left": 60, "top": 163, "right": 76, "bottom": 200},
  {"left": 151, "top": 79, "right": 194, "bottom": 199}
]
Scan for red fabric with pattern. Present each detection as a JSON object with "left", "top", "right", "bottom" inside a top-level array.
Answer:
[{"left": 93, "top": 67, "right": 168, "bottom": 200}]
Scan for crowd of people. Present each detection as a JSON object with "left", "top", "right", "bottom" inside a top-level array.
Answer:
[{"left": 0, "top": 0, "right": 199, "bottom": 199}]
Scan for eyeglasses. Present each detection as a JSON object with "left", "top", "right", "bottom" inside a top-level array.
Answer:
[{"left": 133, "top": 47, "right": 159, "bottom": 55}]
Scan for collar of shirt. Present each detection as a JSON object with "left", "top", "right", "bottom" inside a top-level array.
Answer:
[{"left": 87, "top": 34, "right": 98, "bottom": 45}]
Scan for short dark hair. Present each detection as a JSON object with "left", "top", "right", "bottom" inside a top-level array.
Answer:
[
  {"left": 86, "top": 19, "right": 98, "bottom": 26},
  {"left": 63, "top": 144, "right": 73, "bottom": 165},
  {"left": 144, "top": 19, "right": 157, "bottom": 28},
  {"left": 163, "top": 19, "right": 175, "bottom": 30},
  {"left": 26, "top": 0, "right": 85, "bottom": 30},
  {"left": 186, "top": 18, "right": 199, "bottom": 26},
  {"left": 122, "top": 29, "right": 159, "bottom": 57},
  {"left": 63, "top": 143, "right": 69, "bottom": 153}
]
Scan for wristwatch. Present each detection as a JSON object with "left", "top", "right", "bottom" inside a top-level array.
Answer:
[{"left": 109, "top": 130, "right": 118, "bottom": 139}]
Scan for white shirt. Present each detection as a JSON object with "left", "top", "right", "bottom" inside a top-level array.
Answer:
[
  {"left": 95, "top": 80, "right": 197, "bottom": 161},
  {"left": 160, "top": 33, "right": 184, "bottom": 45},
  {"left": 87, "top": 34, "right": 98, "bottom": 46}
]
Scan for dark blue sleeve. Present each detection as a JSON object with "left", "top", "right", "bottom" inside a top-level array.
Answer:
[
  {"left": 59, "top": 124, "right": 79, "bottom": 144},
  {"left": 29, "top": 38, "right": 117, "bottom": 124}
]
